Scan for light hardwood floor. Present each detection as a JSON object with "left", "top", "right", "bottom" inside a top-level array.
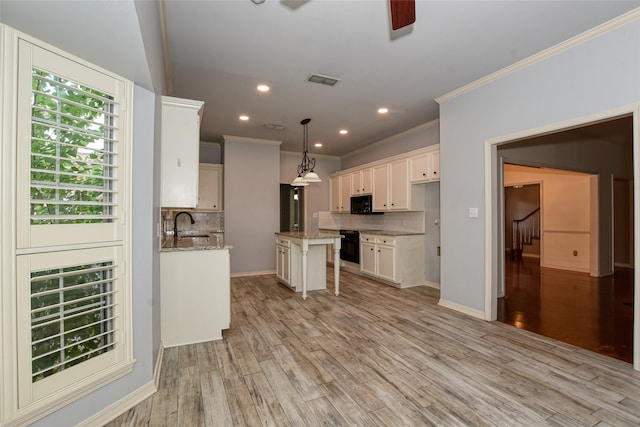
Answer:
[{"left": 105, "top": 269, "right": 640, "bottom": 426}]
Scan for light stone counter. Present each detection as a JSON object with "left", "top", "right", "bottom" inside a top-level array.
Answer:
[{"left": 161, "top": 234, "right": 232, "bottom": 251}]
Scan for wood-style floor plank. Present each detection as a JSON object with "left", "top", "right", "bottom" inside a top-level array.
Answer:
[{"left": 104, "top": 270, "right": 640, "bottom": 426}]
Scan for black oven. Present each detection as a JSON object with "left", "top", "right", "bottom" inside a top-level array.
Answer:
[{"left": 339, "top": 230, "right": 360, "bottom": 264}]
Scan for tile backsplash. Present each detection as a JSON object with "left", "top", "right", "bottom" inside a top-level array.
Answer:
[{"left": 162, "top": 209, "right": 224, "bottom": 236}]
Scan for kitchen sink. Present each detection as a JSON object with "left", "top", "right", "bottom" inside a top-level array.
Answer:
[{"left": 178, "top": 233, "right": 210, "bottom": 239}]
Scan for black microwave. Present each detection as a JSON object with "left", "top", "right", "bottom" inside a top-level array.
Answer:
[{"left": 351, "top": 195, "right": 382, "bottom": 215}]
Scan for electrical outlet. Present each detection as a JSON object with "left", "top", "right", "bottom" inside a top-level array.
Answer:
[{"left": 573, "top": 250, "right": 578, "bottom": 256}]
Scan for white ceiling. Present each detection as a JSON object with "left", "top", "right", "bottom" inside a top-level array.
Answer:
[{"left": 163, "top": 1, "right": 639, "bottom": 156}]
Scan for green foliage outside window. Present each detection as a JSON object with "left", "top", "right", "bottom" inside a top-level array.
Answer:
[
  {"left": 30, "top": 69, "right": 115, "bottom": 224},
  {"left": 30, "top": 263, "right": 114, "bottom": 383}
]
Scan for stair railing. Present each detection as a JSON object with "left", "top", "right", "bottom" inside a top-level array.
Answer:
[{"left": 512, "top": 207, "right": 540, "bottom": 257}]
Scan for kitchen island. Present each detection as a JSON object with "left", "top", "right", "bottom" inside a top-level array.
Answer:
[
  {"left": 160, "top": 234, "right": 232, "bottom": 347},
  {"left": 275, "top": 231, "right": 342, "bottom": 300}
]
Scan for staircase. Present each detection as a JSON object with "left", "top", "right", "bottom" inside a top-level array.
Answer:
[{"left": 512, "top": 207, "right": 540, "bottom": 260}]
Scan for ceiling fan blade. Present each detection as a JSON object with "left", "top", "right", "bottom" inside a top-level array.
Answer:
[{"left": 390, "top": 0, "right": 416, "bottom": 30}]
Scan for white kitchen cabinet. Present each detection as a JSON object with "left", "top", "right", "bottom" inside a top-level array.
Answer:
[
  {"left": 410, "top": 148, "right": 440, "bottom": 183},
  {"left": 276, "top": 237, "right": 291, "bottom": 285},
  {"left": 360, "top": 240, "right": 376, "bottom": 276},
  {"left": 196, "top": 163, "right": 223, "bottom": 211},
  {"left": 161, "top": 96, "right": 204, "bottom": 207},
  {"left": 160, "top": 248, "right": 230, "bottom": 347},
  {"left": 351, "top": 171, "right": 362, "bottom": 196},
  {"left": 429, "top": 150, "right": 440, "bottom": 180},
  {"left": 361, "top": 168, "right": 373, "bottom": 194},
  {"left": 373, "top": 161, "right": 410, "bottom": 211},
  {"left": 360, "top": 233, "right": 425, "bottom": 288},
  {"left": 372, "top": 164, "right": 389, "bottom": 211},
  {"left": 389, "top": 159, "right": 410, "bottom": 210},
  {"left": 351, "top": 168, "right": 372, "bottom": 195},
  {"left": 329, "top": 174, "right": 351, "bottom": 212}
]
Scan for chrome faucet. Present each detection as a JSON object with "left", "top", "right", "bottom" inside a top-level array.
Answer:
[{"left": 173, "top": 211, "right": 195, "bottom": 237}]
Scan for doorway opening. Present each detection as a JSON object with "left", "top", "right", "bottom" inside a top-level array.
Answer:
[
  {"left": 489, "top": 113, "right": 636, "bottom": 365},
  {"left": 280, "top": 184, "right": 305, "bottom": 232}
]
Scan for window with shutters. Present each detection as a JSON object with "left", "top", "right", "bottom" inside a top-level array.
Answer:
[{"left": 1, "top": 27, "right": 134, "bottom": 425}]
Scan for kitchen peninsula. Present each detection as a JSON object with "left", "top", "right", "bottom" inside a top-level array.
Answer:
[{"left": 275, "top": 232, "right": 342, "bottom": 299}]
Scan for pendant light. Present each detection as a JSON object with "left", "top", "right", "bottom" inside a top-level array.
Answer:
[{"left": 291, "top": 118, "right": 321, "bottom": 186}]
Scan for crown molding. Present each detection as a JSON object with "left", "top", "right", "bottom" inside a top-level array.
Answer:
[{"left": 436, "top": 8, "right": 640, "bottom": 105}]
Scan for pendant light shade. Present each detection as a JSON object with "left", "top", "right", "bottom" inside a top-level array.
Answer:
[
  {"left": 291, "top": 175, "right": 309, "bottom": 187},
  {"left": 291, "top": 118, "right": 321, "bottom": 186},
  {"left": 303, "top": 171, "right": 321, "bottom": 182}
]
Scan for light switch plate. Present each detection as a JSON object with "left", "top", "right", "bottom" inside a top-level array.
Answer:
[{"left": 468, "top": 207, "right": 479, "bottom": 218}]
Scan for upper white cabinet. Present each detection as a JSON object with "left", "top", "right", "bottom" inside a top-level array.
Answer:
[
  {"left": 330, "top": 145, "right": 439, "bottom": 213},
  {"left": 373, "top": 160, "right": 410, "bottom": 211},
  {"left": 372, "top": 164, "right": 389, "bottom": 211},
  {"left": 196, "top": 164, "right": 223, "bottom": 211},
  {"left": 410, "top": 148, "right": 440, "bottom": 183},
  {"left": 161, "top": 96, "right": 204, "bottom": 207},
  {"left": 389, "top": 159, "right": 410, "bottom": 210},
  {"left": 330, "top": 174, "right": 351, "bottom": 213},
  {"left": 350, "top": 167, "right": 372, "bottom": 196}
]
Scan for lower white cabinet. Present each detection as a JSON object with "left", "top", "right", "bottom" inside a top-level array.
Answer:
[
  {"left": 360, "top": 233, "right": 425, "bottom": 287},
  {"left": 275, "top": 236, "right": 328, "bottom": 292},
  {"left": 160, "top": 248, "right": 230, "bottom": 347},
  {"left": 276, "top": 237, "right": 291, "bottom": 285}
]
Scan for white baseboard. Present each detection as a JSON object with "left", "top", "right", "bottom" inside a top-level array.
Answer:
[
  {"left": 424, "top": 280, "right": 440, "bottom": 290},
  {"left": 438, "top": 298, "right": 485, "bottom": 320},
  {"left": 154, "top": 345, "right": 164, "bottom": 390},
  {"left": 76, "top": 380, "right": 157, "bottom": 427},
  {"left": 231, "top": 269, "right": 275, "bottom": 278}
]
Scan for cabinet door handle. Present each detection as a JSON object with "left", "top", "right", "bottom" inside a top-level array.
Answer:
[
  {"left": 370, "top": 248, "right": 374, "bottom": 251},
  {"left": 422, "top": 173, "right": 426, "bottom": 176}
]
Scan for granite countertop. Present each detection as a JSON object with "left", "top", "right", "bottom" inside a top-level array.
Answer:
[
  {"left": 275, "top": 231, "right": 344, "bottom": 240},
  {"left": 161, "top": 234, "right": 232, "bottom": 252},
  {"left": 319, "top": 228, "right": 424, "bottom": 236}
]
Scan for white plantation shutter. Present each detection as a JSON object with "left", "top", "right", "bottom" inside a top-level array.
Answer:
[
  {"left": 16, "top": 41, "right": 126, "bottom": 249},
  {"left": 30, "top": 69, "right": 119, "bottom": 224},
  {"left": 4, "top": 32, "right": 134, "bottom": 421}
]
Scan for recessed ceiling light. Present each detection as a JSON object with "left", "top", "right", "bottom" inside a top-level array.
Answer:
[
  {"left": 339, "top": 129, "right": 348, "bottom": 135},
  {"left": 378, "top": 107, "right": 389, "bottom": 114},
  {"left": 257, "top": 84, "right": 270, "bottom": 92},
  {"left": 239, "top": 115, "right": 249, "bottom": 121},
  {"left": 314, "top": 143, "right": 323, "bottom": 148}
]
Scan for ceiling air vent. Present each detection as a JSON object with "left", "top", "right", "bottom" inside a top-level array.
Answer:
[
  {"left": 263, "top": 123, "right": 286, "bottom": 131},
  {"left": 307, "top": 73, "right": 340, "bottom": 86}
]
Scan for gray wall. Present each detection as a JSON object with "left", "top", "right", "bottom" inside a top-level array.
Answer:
[
  {"left": 224, "top": 136, "right": 281, "bottom": 274},
  {"left": 438, "top": 18, "right": 640, "bottom": 313},
  {"left": 340, "top": 120, "right": 439, "bottom": 170},
  {"left": 280, "top": 152, "right": 341, "bottom": 232},
  {"left": 201, "top": 141, "right": 223, "bottom": 164}
]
